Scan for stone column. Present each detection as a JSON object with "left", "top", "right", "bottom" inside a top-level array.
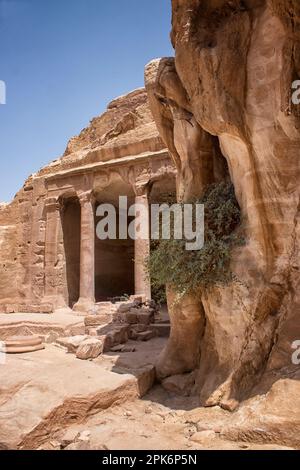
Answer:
[
  {"left": 134, "top": 191, "right": 151, "bottom": 300},
  {"left": 73, "top": 191, "right": 95, "bottom": 312},
  {"left": 43, "top": 197, "right": 66, "bottom": 310}
]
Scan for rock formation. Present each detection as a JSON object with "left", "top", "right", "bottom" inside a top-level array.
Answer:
[{"left": 145, "top": 0, "right": 300, "bottom": 409}]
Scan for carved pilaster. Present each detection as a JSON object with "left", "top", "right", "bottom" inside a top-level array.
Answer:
[{"left": 43, "top": 197, "right": 66, "bottom": 310}]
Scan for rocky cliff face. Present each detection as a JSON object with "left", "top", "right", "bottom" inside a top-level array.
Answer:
[
  {"left": 145, "top": 0, "right": 300, "bottom": 411},
  {"left": 0, "top": 89, "right": 164, "bottom": 312},
  {"left": 40, "top": 88, "right": 164, "bottom": 176}
]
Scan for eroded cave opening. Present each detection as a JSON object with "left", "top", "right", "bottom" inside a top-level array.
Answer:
[{"left": 61, "top": 196, "right": 81, "bottom": 308}]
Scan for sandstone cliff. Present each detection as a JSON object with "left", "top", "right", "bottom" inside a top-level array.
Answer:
[{"left": 145, "top": 0, "right": 300, "bottom": 413}]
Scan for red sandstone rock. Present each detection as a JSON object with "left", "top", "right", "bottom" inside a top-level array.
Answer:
[{"left": 145, "top": 1, "right": 300, "bottom": 413}]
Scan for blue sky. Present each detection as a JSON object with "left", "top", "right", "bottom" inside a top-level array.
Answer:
[{"left": 0, "top": 0, "right": 173, "bottom": 202}]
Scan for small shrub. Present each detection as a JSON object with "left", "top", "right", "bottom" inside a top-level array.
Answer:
[{"left": 147, "top": 182, "right": 244, "bottom": 299}]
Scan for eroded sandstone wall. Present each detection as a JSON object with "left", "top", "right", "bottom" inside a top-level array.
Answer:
[{"left": 145, "top": 0, "right": 300, "bottom": 408}]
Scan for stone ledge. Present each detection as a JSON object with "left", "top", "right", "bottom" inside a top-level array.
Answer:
[{"left": 0, "top": 304, "right": 53, "bottom": 314}]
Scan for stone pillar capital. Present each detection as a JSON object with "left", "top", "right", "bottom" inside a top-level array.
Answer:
[
  {"left": 45, "top": 197, "right": 61, "bottom": 212},
  {"left": 134, "top": 183, "right": 150, "bottom": 198},
  {"left": 78, "top": 191, "right": 96, "bottom": 206}
]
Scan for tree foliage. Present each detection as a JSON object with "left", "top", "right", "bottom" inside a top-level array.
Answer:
[{"left": 147, "top": 182, "right": 244, "bottom": 301}]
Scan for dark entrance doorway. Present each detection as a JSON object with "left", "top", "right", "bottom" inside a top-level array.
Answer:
[{"left": 61, "top": 196, "right": 81, "bottom": 308}]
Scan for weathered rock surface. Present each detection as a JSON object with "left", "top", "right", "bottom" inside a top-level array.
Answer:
[
  {"left": 0, "top": 335, "right": 167, "bottom": 450},
  {"left": 0, "top": 346, "right": 139, "bottom": 450},
  {"left": 145, "top": 0, "right": 300, "bottom": 414},
  {"left": 76, "top": 338, "right": 103, "bottom": 360},
  {"left": 48, "top": 384, "right": 296, "bottom": 451}
]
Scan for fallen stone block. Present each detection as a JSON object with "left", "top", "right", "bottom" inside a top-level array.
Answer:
[
  {"left": 136, "top": 311, "right": 154, "bottom": 325},
  {"left": 117, "top": 324, "right": 130, "bottom": 343},
  {"left": 126, "top": 311, "right": 138, "bottom": 324},
  {"left": 133, "top": 365, "right": 156, "bottom": 397},
  {"left": 136, "top": 330, "right": 156, "bottom": 342},
  {"left": 56, "top": 335, "right": 89, "bottom": 354},
  {"left": 97, "top": 334, "right": 112, "bottom": 352},
  {"left": 84, "top": 314, "right": 112, "bottom": 327},
  {"left": 107, "top": 324, "right": 129, "bottom": 345},
  {"left": 69, "top": 324, "right": 86, "bottom": 336},
  {"left": 116, "top": 302, "right": 135, "bottom": 314},
  {"left": 76, "top": 338, "right": 103, "bottom": 360}
]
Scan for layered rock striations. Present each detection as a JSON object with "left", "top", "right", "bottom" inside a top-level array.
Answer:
[{"left": 145, "top": 0, "right": 300, "bottom": 409}]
